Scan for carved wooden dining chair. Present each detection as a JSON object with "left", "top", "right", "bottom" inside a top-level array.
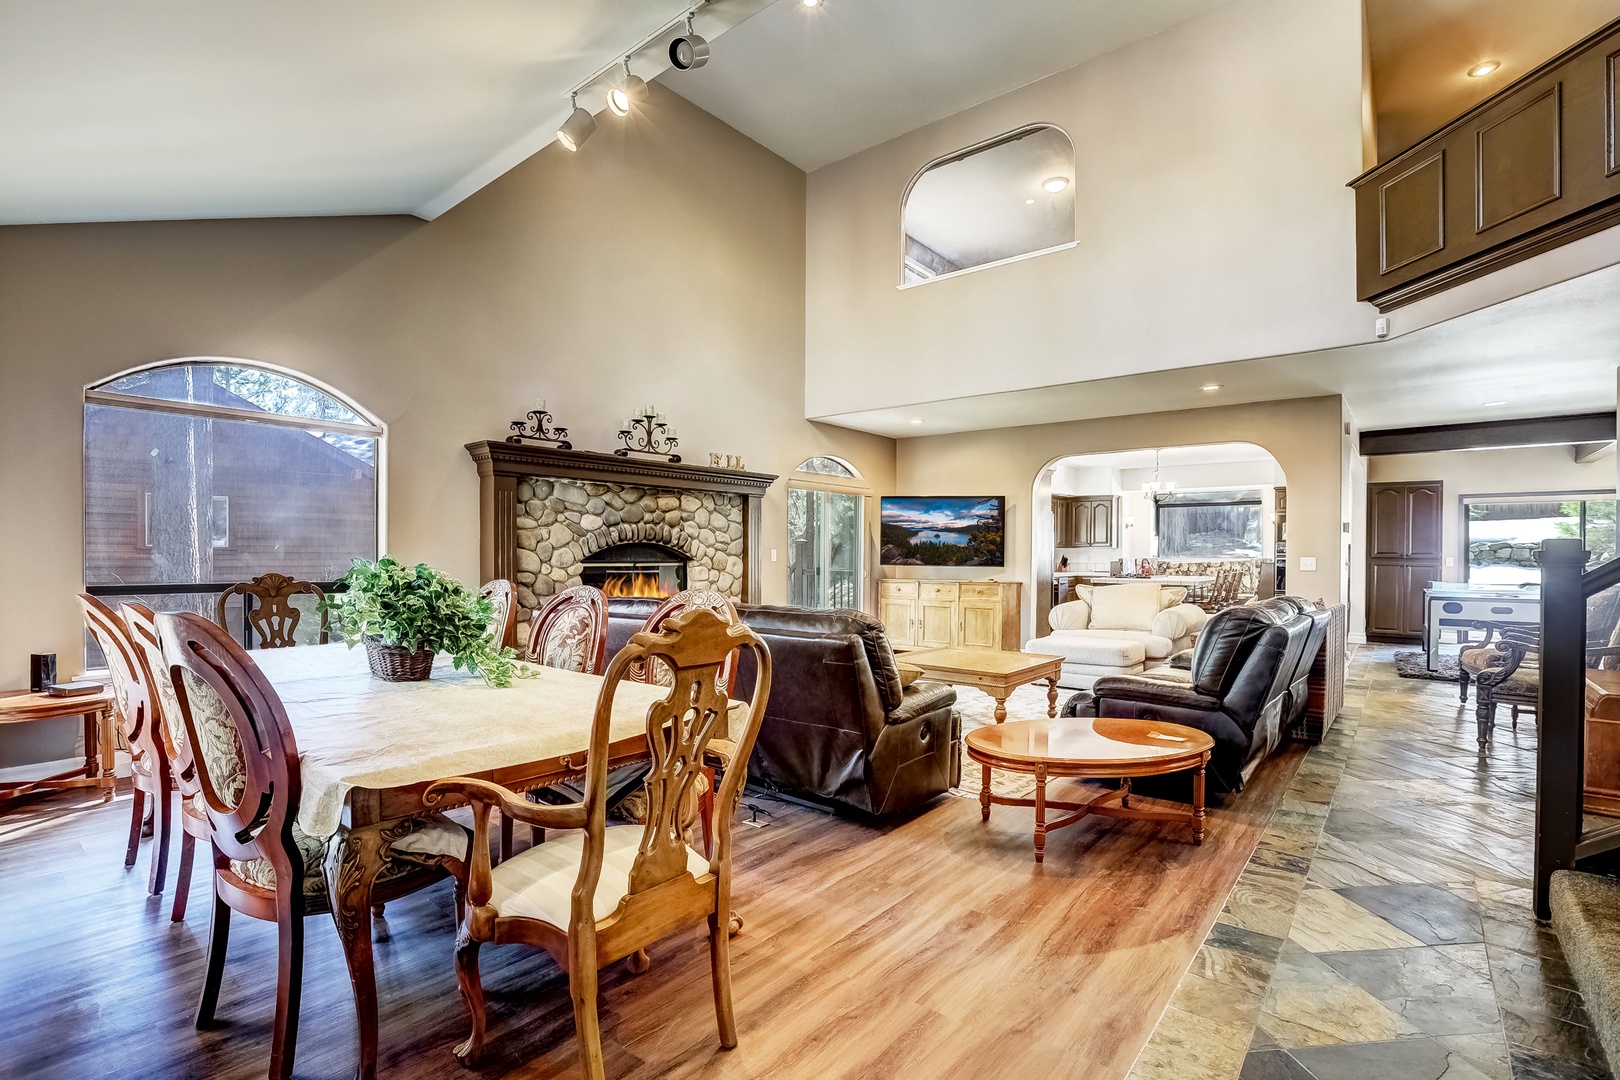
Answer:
[
  {"left": 123, "top": 601, "right": 209, "bottom": 922},
  {"left": 214, "top": 573, "right": 328, "bottom": 649},
  {"left": 526, "top": 585, "right": 609, "bottom": 674},
  {"left": 78, "top": 594, "right": 172, "bottom": 892},
  {"left": 425, "top": 607, "right": 772, "bottom": 1080},
  {"left": 481, "top": 579, "right": 517, "bottom": 651},
  {"left": 636, "top": 589, "right": 741, "bottom": 855},
  {"left": 157, "top": 611, "right": 470, "bottom": 1080}
]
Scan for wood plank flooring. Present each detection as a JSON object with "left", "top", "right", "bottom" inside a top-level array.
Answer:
[{"left": 0, "top": 701, "right": 1304, "bottom": 1080}]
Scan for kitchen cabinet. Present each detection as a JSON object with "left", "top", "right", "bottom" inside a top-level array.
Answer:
[{"left": 1053, "top": 496, "right": 1117, "bottom": 548}]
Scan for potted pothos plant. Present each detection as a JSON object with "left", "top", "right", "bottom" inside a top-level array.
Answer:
[{"left": 322, "top": 557, "right": 527, "bottom": 687}]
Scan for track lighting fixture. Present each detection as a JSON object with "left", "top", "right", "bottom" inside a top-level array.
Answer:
[
  {"left": 557, "top": 93, "right": 596, "bottom": 152},
  {"left": 606, "top": 58, "right": 646, "bottom": 117},
  {"left": 670, "top": 13, "right": 711, "bottom": 71}
]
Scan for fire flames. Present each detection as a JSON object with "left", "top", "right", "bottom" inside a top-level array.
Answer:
[{"left": 600, "top": 573, "right": 673, "bottom": 599}]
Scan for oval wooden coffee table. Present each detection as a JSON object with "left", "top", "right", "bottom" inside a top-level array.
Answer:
[{"left": 964, "top": 716, "right": 1215, "bottom": 863}]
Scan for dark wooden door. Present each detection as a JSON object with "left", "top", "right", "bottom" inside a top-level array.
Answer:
[{"left": 1366, "top": 481, "right": 1444, "bottom": 641}]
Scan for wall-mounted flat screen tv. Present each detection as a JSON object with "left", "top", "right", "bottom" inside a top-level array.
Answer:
[{"left": 880, "top": 496, "right": 1006, "bottom": 567}]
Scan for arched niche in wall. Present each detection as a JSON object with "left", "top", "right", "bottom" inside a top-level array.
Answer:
[{"left": 900, "top": 124, "right": 1077, "bottom": 287}]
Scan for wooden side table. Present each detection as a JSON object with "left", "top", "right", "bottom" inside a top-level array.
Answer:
[{"left": 0, "top": 688, "right": 117, "bottom": 808}]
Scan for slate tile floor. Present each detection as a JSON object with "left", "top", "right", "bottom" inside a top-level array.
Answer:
[{"left": 1128, "top": 646, "right": 1613, "bottom": 1080}]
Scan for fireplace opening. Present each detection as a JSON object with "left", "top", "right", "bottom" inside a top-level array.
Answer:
[{"left": 579, "top": 542, "right": 688, "bottom": 599}]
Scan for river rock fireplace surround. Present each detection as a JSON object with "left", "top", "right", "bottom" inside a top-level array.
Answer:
[{"left": 466, "top": 441, "right": 777, "bottom": 644}]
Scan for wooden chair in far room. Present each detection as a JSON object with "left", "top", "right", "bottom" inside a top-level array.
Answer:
[
  {"left": 214, "top": 573, "right": 328, "bottom": 649},
  {"left": 77, "top": 593, "right": 172, "bottom": 893},
  {"left": 123, "top": 601, "right": 207, "bottom": 921},
  {"left": 424, "top": 607, "right": 772, "bottom": 1080},
  {"left": 1197, "top": 567, "right": 1244, "bottom": 615},
  {"left": 481, "top": 579, "right": 517, "bottom": 652},
  {"left": 157, "top": 612, "right": 469, "bottom": 1080},
  {"left": 525, "top": 585, "right": 609, "bottom": 674}
]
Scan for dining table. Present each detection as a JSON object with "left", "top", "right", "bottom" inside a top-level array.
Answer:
[{"left": 247, "top": 642, "right": 708, "bottom": 1080}]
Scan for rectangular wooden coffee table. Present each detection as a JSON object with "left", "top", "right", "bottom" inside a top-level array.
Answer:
[{"left": 901, "top": 647, "right": 1064, "bottom": 724}]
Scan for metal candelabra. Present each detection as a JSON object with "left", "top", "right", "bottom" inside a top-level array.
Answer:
[
  {"left": 616, "top": 406, "right": 680, "bottom": 463},
  {"left": 507, "top": 399, "right": 571, "bottom": 448}
]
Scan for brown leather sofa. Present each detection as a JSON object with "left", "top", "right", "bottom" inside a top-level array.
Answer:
[
  {"left": 1087, "top": 597, "right": 1330, "bottom": 793},
  {"left": 605, "top": 600, "right": 960, "bottom": 816}
]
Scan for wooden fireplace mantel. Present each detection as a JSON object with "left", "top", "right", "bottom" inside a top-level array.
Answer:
[{"left": 464, "top": 441, "right": 778, "bottom": 604}]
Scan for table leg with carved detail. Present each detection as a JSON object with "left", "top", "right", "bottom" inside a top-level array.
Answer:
[{"left": 327, "top": 822, "right": 394, "bottom": 1080}]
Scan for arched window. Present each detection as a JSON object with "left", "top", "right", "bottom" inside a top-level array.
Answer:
[
  {"left": 788, "top": 457, "right": 866, "bottom": 611},
  {"left": 901, "top": 124, "right": 1076, "bottom": 286},
  {"left": 796, "top": 455, "right": 859, "bottom": 479},
  {"left": 83, "top": 359, "right": 382, "bottom": 646}
]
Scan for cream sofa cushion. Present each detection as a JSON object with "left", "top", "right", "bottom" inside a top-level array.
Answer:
[
  {"left": 1158, "top": 587, "right": 1188, "bottom": 609},
  {"left": 1152, "top": 604, "right": 1209, "bottom": 642},
  {"left": 1089, "top": 583, "right": 1163, "bottom": 631},
  {"left": 1049, "top": 599, "right": 1092, "bottom": 631},
  {"left": 1025, "top": 633, "right": 1146, "bottom": 668},
  {"left": 488, "top": 824, "right": 707, "bottom": 927}
]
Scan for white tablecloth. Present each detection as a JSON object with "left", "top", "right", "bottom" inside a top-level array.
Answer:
[{"left": 249, "top": 644, "right": 682, "bottom": 838}]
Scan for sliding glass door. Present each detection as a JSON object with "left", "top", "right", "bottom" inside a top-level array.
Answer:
[{"left": 788, "top": 486, "right": 863, "bottom": 610}]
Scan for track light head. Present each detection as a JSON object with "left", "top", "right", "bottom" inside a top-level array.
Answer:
[
  {"left": 670, "top": 15, "right": 710, "bottom": 70},
  {"left": 607, "top": 58, "right": 646, "bottom": 117},
  {"left": 557, "top": 94, "right": 596, "bottom": 152}
]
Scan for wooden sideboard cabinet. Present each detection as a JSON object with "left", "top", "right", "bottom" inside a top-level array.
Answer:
[{"left": 879, "top": 580, "right": 1023, "bottom": 651}]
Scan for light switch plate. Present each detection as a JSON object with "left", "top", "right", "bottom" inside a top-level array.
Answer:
[
  {"left": 1299, "top": 556, "right": 1318, "bottom": 571},
  {"left": 1445, "top": 556, "right": 1455, "bottom": 567}
]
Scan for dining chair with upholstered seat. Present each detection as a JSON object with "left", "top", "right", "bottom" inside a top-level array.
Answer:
[
  {"left": 215, "top": 573, "right": 328, "bottom": 649},
  {"left": 481, "top": 579, "right": 517, "bottom": 652},
  {"left": 157, "top": 611, "right": 470, "bottom": 1080},
  {"left": 78, "top": 594, "right": 172, "bottom": 892},
  {"left": 425, "top": 606, "right": 771, "bottom": 1080},
  {"left": 123, "top": 601, "right": 209, "bottom": 922},
  {"left": 526, "top": 585, "right": 609, "bottom": 674}
]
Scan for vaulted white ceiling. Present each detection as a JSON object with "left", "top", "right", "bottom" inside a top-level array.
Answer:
[{"left": 0, "top": 0, "right": 1231, "bottom": 225}]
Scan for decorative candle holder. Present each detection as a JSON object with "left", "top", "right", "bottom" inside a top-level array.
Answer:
[
  {"left": 616, "top": 406, "right": 680, "bottom": 463},
  {"left": 507, "top": 399, "right": 571, "bottom": 449}
]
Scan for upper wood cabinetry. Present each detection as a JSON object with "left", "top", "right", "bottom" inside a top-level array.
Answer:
[
  {"left": 880, "top": 580, "right": 1023, "bottom": 651},
  {"left": 1053, "top": 496, "right": 1117, "bottom": 548},
  {"left": 1351, "top": 16, "right": 1620, "bottom": 310}
]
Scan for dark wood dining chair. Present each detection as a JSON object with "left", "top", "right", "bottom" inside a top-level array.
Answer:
[
  {"left": 481, "top": 579, "right": 517, "bottom": 651},
  {"left": 123, "top": 601, "right": 208, "bottom": 922},
  {"left": 214, "top": 573, "right": 328, "bottom": 649},
  {"left": 425, "top": 607, "right": 772, "bottom": 1080},
  {"left": 157, "top": 611, "right": 469, "bottom": 1080},
  {"left": 526, "top": 585, "right": 609, "bottom": 674},
  {"left": 78, "top": 593, "right": 172, "bottom": 893}
]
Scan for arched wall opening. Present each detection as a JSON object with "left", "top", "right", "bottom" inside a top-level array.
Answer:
[{"left": 1031, "top": 442, "right": 1286, "bottom": 635}]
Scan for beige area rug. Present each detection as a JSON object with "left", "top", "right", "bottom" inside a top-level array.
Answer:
[{"left": 949, "top": 683, "right": 1083, "bottom": 801}]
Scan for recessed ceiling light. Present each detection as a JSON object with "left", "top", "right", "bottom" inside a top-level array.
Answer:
[
  {"left": 1025, "top": 198, "right": 1035, "bottom": 205},
  {"left": 1042, "top": 176, "right": 1070, "bottom": 193},
  {"left": 909, "top": 418, "right": 924, "bottom": 425},
  {"left": 1200, "top": 383, "right": 1223, "bottom": 392},
  {"left": 1467, "top": 60, "right": 1500, "bottom": 78},
  {"left": 801, "top": 0, "right": 821, "bottom": 7},
  {"left": 1481, "top": 400, "right": 1509, "bottom": 407}
]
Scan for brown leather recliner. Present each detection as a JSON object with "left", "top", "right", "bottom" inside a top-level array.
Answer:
[
  {"left": 605, "top": 600, "right": 960, "bottom": 816},
  {"left": 1090, "top": 597, "right": 1327, "bottom": 793}
]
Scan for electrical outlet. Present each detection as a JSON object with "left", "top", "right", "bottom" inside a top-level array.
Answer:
[{"left": 1299, "top": 556, "right": 1318, "bottom": 571}]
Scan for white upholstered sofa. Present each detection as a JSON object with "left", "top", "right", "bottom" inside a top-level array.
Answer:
[{"left": 1024, "top": 582, "right": 1210, "bottom": 689}]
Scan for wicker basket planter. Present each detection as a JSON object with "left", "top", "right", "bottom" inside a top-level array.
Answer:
[{"left": 364, "top": 639, "right": 435, "bottom": 682}]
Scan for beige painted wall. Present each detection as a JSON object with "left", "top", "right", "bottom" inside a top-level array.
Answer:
[
  {"left": 1367, "top": 445, "right": 1619, "bottom": 580},
  {"left": 804, "top": 0, "right": 1370, "bottom": 418},
  {"left": 0, "top": 84, "right": 894, "bottom": 766},
  {"left": 891, "top": 396, "right": 1349, "bottom": 643}
]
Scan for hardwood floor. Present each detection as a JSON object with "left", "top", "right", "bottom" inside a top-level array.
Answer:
[{"left": 0, "top": 700, "right": 1304, "bottom": 1080}]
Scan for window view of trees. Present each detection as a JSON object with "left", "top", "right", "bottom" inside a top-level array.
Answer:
[
  {"left": 1466, "top": 496, "right": 1617, "bottom": 583},
  {"left": 1154, "top": 489, "right": 1264, "bottom": 558}
]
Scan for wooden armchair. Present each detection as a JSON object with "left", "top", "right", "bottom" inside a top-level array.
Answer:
[
  {"left": 215, "top": 573, "right": 328, "bottom": 649},
  {"left": 481, "top": 579, "right": 517, "bottom": 651},
  {"left": 78, "top": 594, "right": 172, "bottom": 892},
  {"left": 157, "top": 612, "right": 469, "bottom": 1080},
  {"left": 424, "top": 607, "right": 771, "bottom": 1080}
]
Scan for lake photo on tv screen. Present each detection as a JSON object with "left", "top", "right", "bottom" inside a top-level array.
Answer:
[{"left": 880, "top": 496, "right": 1005, "bottom": 567}]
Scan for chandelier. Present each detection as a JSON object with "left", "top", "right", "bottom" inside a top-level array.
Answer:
[{"left": 1142, "top": 449, "right": 1176, "bottom": 497}]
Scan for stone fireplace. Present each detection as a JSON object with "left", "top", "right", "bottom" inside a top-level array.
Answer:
[{"left": 466, "top": 442, "right": 777, "bottom": 643}]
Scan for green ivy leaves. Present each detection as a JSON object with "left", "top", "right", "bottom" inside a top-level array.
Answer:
[{"left": 321, "top": 557, "right": 533, "bottom": 688}]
